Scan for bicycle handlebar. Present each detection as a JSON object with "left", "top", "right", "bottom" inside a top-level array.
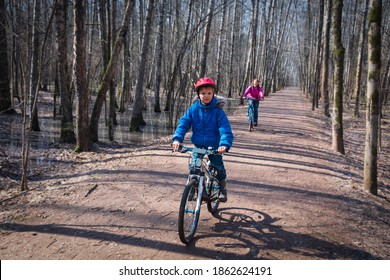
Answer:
[
  {"left": 177, "top": 145, "right": 218, "bottom": 155},
  {"left": 245, "top": 97, "right": 263, "bottom": 101}
]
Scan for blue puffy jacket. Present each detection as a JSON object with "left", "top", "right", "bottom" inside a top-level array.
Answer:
[{"left": 172, "top": 97, "right": 233, "bottom": 150}]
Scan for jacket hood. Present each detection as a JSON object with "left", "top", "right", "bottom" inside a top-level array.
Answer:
[
  {"left": 194, "top": 96, "right": 227, "bottom": 108},
  {"left": 196, "top": 96, "right": 218, "bottom": 109}
]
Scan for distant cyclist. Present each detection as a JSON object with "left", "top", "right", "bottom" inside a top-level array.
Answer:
[{"left": 243, "top": 79, "right": 264, "bottom": 127}]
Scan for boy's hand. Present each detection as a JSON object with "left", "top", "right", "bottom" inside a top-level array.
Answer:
[
  {"left": 172, "top": 141, "right": 181, "bottom": 152},
  {"left": 218, "top": 146, "right": 227, "bottom": 154}
]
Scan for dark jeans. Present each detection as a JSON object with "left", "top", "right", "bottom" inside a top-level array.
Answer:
[
  {"left": 190, "top": 148, "right": 227, "bottom": 181},
  {"left": 248, "top": 99, "right": 259, "bottom": 124}
]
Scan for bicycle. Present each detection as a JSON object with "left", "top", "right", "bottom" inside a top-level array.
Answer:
[
  {"left": 247, "top": 98, "right": 255, "bottom": 132},
  {"left": 176, "top": 146, "right": 221, "bottom": 244}
]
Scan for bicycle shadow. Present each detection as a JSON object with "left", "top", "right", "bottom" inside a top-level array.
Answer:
[{"left": 189, "top": 207, "right": 377, "bottom": 260}]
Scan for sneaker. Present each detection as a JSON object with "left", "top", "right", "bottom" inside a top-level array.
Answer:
[{"left": 218, "top": 180, "right": 228, "bottom": 203}]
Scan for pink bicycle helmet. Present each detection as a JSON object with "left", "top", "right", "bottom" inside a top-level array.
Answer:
[{"left": 194, "top": 77, "right": 217, "bottom": 93}]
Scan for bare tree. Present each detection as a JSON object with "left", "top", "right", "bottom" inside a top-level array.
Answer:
[
  {"left": 227, "top": 0, "right": 239, "bottom": 98},
  {"left": 0, "top": 0, "right": 14, "bottom": 114},
  {"left": 215, "top": 0, "right": 227, "bottom": 90},
  {"left": 90, "top": 0, "right": 135, "bottom": 142},
  {"left": 29, "top": 0, "right": 41, "bottom": 132},
  {"left": 153, "top": 0, "right": 165, "bottom": 113},
  {"left": 55, "top": 0, "right": 75, "bottom": 143},
  {"left": 130, "top": 0, "right": 155, "bottom": 131},
  {"left": 364, "top": 0, "right": 382, "bottom": 195},
  {"left": 241, "top": 0, "right": 258, "bottom": 98},
  {"left": 331, "top": 0, "right": 345, "bottom": 154},
  {"left": 118, "top": 0, "right": 133, "bottom": 113},
  {"left": 353, "top": 0, "right": 370, "bottom": 118},
  {"left": 321, "top": 0, "right": 332, "bottom": 117},
  {"left": 313, "top": 0, "right": 324, "bottom": 110},
  {"left": 73, "top": 0, "right": 91, "bottom": 152},
  {"left": 268, "top": 0, "right": 292, "bottom": 94},
  {"left": 199, "top": 0, "right": 214, "bottom": 77},
  {"left": 21, "top": 0, "right": 59, "bottom": 190}
]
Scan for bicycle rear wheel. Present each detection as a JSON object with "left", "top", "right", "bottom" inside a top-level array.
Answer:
[{"left": 178, "top": 179, "right": 201, "bottom": 244}]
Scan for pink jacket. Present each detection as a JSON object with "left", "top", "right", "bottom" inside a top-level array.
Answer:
[{"left": 244, "top": 85, "right": 264, "bottom": 100}]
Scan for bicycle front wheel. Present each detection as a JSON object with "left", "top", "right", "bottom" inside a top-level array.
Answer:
[
  {"left": 248, "top": 113, "right": 253, "bottom": 132},
  {"left": 178, "top": 179, "right": 201, "bottom": 244}
]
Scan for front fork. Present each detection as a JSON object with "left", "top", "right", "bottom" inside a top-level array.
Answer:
[{"left": 186, "top": 174, "right": 205, "bottom": 213}]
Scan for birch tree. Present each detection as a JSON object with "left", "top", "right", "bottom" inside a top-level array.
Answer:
[
  {"left": 29, "top": 0, "right": 41, "bottom": 132},
  {"left": 313, "top": 0, "right": 324, "bottom": 110},
  {"left": 227, "top": 0, "right": 239, "bottom": 98},
  {"left": 353, "top": 0, "right": 370, "bottom": 118},
  {"left": 331, "top": 0, "right": 345, "bottom": 154},
  {"left": 321, "top": 0, "right": 332, "bottom": 117},
  {"left": 364, "top": 0, "right": 382, "bottom": 195}
]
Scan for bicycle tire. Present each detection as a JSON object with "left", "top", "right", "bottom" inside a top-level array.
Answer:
[
  {"left": 248, "top": 110, "right": 253, "bottom": 132},
  {"left": 207, "top": 183, "right": 220, "bottom": 214},
  {"left": 178, "top": 179, "right": 201, "bottom": 244}
]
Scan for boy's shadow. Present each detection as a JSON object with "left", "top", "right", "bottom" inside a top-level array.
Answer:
[{"left": 190, "top": 207, "right": 377, "bottom": 260}]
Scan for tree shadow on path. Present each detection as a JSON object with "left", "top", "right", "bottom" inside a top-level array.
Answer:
[{"left": 0, "top": 205, "right": 378, "bottom": 260}]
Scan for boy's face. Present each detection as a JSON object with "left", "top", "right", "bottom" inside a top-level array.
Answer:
[{"left": 199, "top": 86, "right": 215, "bottom": 105}]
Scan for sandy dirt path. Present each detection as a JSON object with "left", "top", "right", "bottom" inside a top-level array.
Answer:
[{"left": 0, "top": 87, "right": 389, "bottom": 260}]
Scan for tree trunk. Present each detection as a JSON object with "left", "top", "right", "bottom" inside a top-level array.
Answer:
[
  {"left": 29, "top": 0, "right": 41, "bottom": 132},
  {"left": 321, "top": 0, "right": 332, "bottom": 117},
  {"left": 269, "top": 0, "right": 292, "bottom": 94},
  {"left": 21, "top": 0, "right": 59, "bottom": 190},
  {"left": 153, "top": 0, "right": 165, "bottom": 113},
  {"left": 0, "top": 0, "right": 14, "bottom": 114},
  {"left": 353, "top": 0, "right": 369, "bottom": 118},
  {"left": 90, "top": 0, "right": 135, "bottom": 142},
  {"left": 215, "top": 0, "right": 227, "bottom": 91},
  {"left": 118, "top": 28, "right": 130, "bottom": 113},
  {"left": 227, "top": 0, "right": 238, "bottom": 98},
  {"left": 55, "top": 0, "right": 75, "bottom": 143},
  {"left": 86, "top": 0, "right": 98, "bottom": 91},
  {"left": 98, "top": 0, "right": 109, "bottom": 131},
  {"left": 364, "top": 0, "right": 382, "bottom": 195},
  {"left": 165, "top": 0, "right": 193, "bottom": 126},
  {"left": 241, "top": 0, "right": 257, "bottom": 102},
  {"left": 313, "top": 0, "right": 324, "bottom": 110},
  {"left": 130, "top": 0, "right": 155, "bottom": 131},
  {"left": 331, "top": 0, "right": 345, "bottom": 154},
  {"left": 73, "top": 0, "right": 91, "bottom": 152},
  {"left": 199, "top": 0, "right": 214, "bottom": 77},
  {"left": 108, "top": 0, "right": 118, "bottom": 140},
  {"left": 118, "top": 0, "right": 133, "bottom": 113}
]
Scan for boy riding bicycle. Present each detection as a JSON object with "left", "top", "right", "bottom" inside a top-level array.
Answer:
[
  {"left": 243, "top": 79, "right": 264, "bottom": 126},
  {"left": 172, "top": 77, "right": 234, "bottom": 202}
]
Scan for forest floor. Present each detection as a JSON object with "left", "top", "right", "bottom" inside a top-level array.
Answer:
[{"left": 0, "top": 87, "right": 389, "bottom": 260}]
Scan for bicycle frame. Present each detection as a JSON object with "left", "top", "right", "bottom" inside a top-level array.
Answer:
[
  {"left": 247, "top": 99, "right": 255, "bottom": 131},
  {"left": 185, "top": 147, "right": 216, "bottom": 199}
]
